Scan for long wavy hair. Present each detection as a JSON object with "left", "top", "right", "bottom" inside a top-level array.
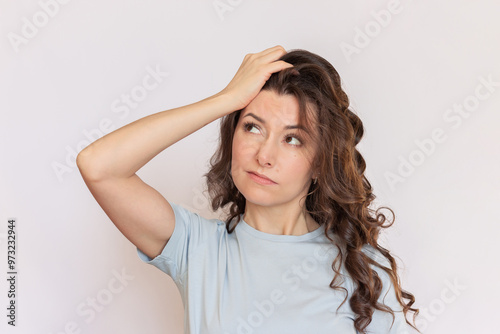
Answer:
[{"left": 205, "top": 49, "right": 420, "bottom": 333}]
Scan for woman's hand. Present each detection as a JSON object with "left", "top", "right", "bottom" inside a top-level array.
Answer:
[{"left": 218, "top": 45, "right": 294, "bottom": 111}]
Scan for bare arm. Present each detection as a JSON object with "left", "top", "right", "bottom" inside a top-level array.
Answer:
[{"left": 76, "top": 46, "right": 294, "bottom": 259}]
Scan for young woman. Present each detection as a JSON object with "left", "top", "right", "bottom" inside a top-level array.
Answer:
[{"left": 77, "top": 45, "right": 420, "bottom": 333}]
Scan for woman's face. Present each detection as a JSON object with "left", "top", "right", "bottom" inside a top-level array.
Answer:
[{"left": 231, "top": 89, "right": 317, "bottom": 210}]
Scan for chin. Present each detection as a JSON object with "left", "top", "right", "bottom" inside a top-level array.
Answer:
[{"left": 237, "top": 187, "right": 277, "bottom": 207}]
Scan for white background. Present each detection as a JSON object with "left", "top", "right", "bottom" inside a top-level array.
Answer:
[{"left": 1, "top": 0, "right": 499, "bottom": 333}]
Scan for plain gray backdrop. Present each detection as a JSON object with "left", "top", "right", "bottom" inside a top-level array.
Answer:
[{"left": 1, "top": 0, "right": 499, "bottom": 333}]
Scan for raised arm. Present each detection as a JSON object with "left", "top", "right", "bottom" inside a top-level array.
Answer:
[{"left": 76, "top": 46, "right": 293, "bottom": 259}]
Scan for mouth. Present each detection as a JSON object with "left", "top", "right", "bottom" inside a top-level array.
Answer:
[{"left": 247, "top": 171, "right": 277, "bottom": 185}]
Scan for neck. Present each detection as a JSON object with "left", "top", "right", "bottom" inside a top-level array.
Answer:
[{"left": 242, "top": 201, "right": 319, "bottom": 236}]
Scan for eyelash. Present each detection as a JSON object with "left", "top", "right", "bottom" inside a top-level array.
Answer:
[{"left": 242, "top": 121, "right": 303, "bottom": 147}]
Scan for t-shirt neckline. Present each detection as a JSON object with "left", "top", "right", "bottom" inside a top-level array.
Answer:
[{"left": 237, "top": 215, "right": 325, "bottom": 242}]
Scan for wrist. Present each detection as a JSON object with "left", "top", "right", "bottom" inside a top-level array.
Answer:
[{"left": 208, "top": 91, "right": 244, "bottom": 114}]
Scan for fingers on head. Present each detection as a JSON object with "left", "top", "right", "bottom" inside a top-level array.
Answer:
[
  {"left": 258, "top": 46, "right": 288, "bottom": 64},
  {"left": 246, "top": 45, "right": 286, "bottom": 59},
  {"left": 268, "top": 60, "right": 294, "bottom": 73},
  {"left": 262, "top": 45, "right": 286, "bottom": 57}
]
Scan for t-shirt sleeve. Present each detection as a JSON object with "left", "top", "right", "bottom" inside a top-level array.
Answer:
[
  {"left": 136, "top": 202, "right": 217, "bottom": 283},
  {"left": 362, "top": 245, "right": 419, "bottom": 334}
]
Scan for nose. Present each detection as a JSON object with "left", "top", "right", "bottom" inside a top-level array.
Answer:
[{"left": 256, "top": 139, "right": 276, "bottom": 167}]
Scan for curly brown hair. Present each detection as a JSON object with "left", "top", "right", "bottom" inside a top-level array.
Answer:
[{"left": 205, "top": 49, "right": 420, "bottom": 333}]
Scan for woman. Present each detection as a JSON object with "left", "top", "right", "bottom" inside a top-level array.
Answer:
[{"left": 77, "top": 45, "right": 420, "bottom": 333}]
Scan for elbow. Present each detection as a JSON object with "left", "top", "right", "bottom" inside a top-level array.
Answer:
[
  {"left": 76, "top": 146, "right": 103, "bottom": 182},
  {"left": 76, "top": 145, "right": 92, "bottom": 166}
]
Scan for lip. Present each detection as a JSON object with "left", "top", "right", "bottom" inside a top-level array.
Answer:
[{"left": 247, "top": 171, "right": 277, "bottom": 185}]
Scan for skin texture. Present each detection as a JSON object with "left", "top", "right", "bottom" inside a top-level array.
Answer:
[{"left": 231, "top": 89, "right": 320, "bottom": 236}]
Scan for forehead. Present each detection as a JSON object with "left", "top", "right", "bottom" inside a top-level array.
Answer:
[{"left": 240, "top": 90, "right": 300, "bottom": 124}]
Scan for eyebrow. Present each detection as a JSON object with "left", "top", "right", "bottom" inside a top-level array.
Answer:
[{"left": 242, "top": 112, "right": 306, "bottom": 131}]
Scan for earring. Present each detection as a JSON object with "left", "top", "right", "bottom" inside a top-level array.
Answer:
[{"left": 313, "top": 177, "right": 318, "bottom": 185}]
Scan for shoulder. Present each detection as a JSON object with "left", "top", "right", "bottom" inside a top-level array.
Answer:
[
  {"left": 160, "top": 203, "right": 226, "bottom": 252},
  {"left": 360, "top": 245, "right": 417, "bottom": 332},
  {"left": 361, "top": 244, "right": 406, "bottom": 311},
  {"left": 361, "top": 243, "right": 391, "bottom": 268},
  {"left": 136, "top": 202, "right": 228, "bottom": 280}
]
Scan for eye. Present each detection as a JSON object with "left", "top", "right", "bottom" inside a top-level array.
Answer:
[
  {"left": 243, "top": 122, "right": 260, "bottom": 134},
  {"left": 285, "top": 135, "right": 302, "bottom": 146}
]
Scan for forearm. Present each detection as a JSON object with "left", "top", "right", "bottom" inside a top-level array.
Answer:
[
  {"left": 77, "top": 45, "right": 292, "bottom": 181},
  {"left": 77, "top": 92, "right": 236, "bottom": 180}
]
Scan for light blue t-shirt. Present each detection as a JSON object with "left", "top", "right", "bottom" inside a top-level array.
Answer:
[{"left": 137, "top": 203, "right": 418, "bottom": 334}]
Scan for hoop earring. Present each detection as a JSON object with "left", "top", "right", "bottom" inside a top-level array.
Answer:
[{"left": 306, "top": 185, "right": 318, "bottom": 197}]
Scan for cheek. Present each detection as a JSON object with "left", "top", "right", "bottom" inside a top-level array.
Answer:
[
  {"left": 283, "top": 156, "right": 313, "bottom": 181},
  {"left": 231, "top": 135, "right": 248, "bottom": 174},
  {"left": 232, "top": 133, "right": 255, "bottom": 162},
  {"left": 231, "top": 135, "right": 242, "bottom": 165}
]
